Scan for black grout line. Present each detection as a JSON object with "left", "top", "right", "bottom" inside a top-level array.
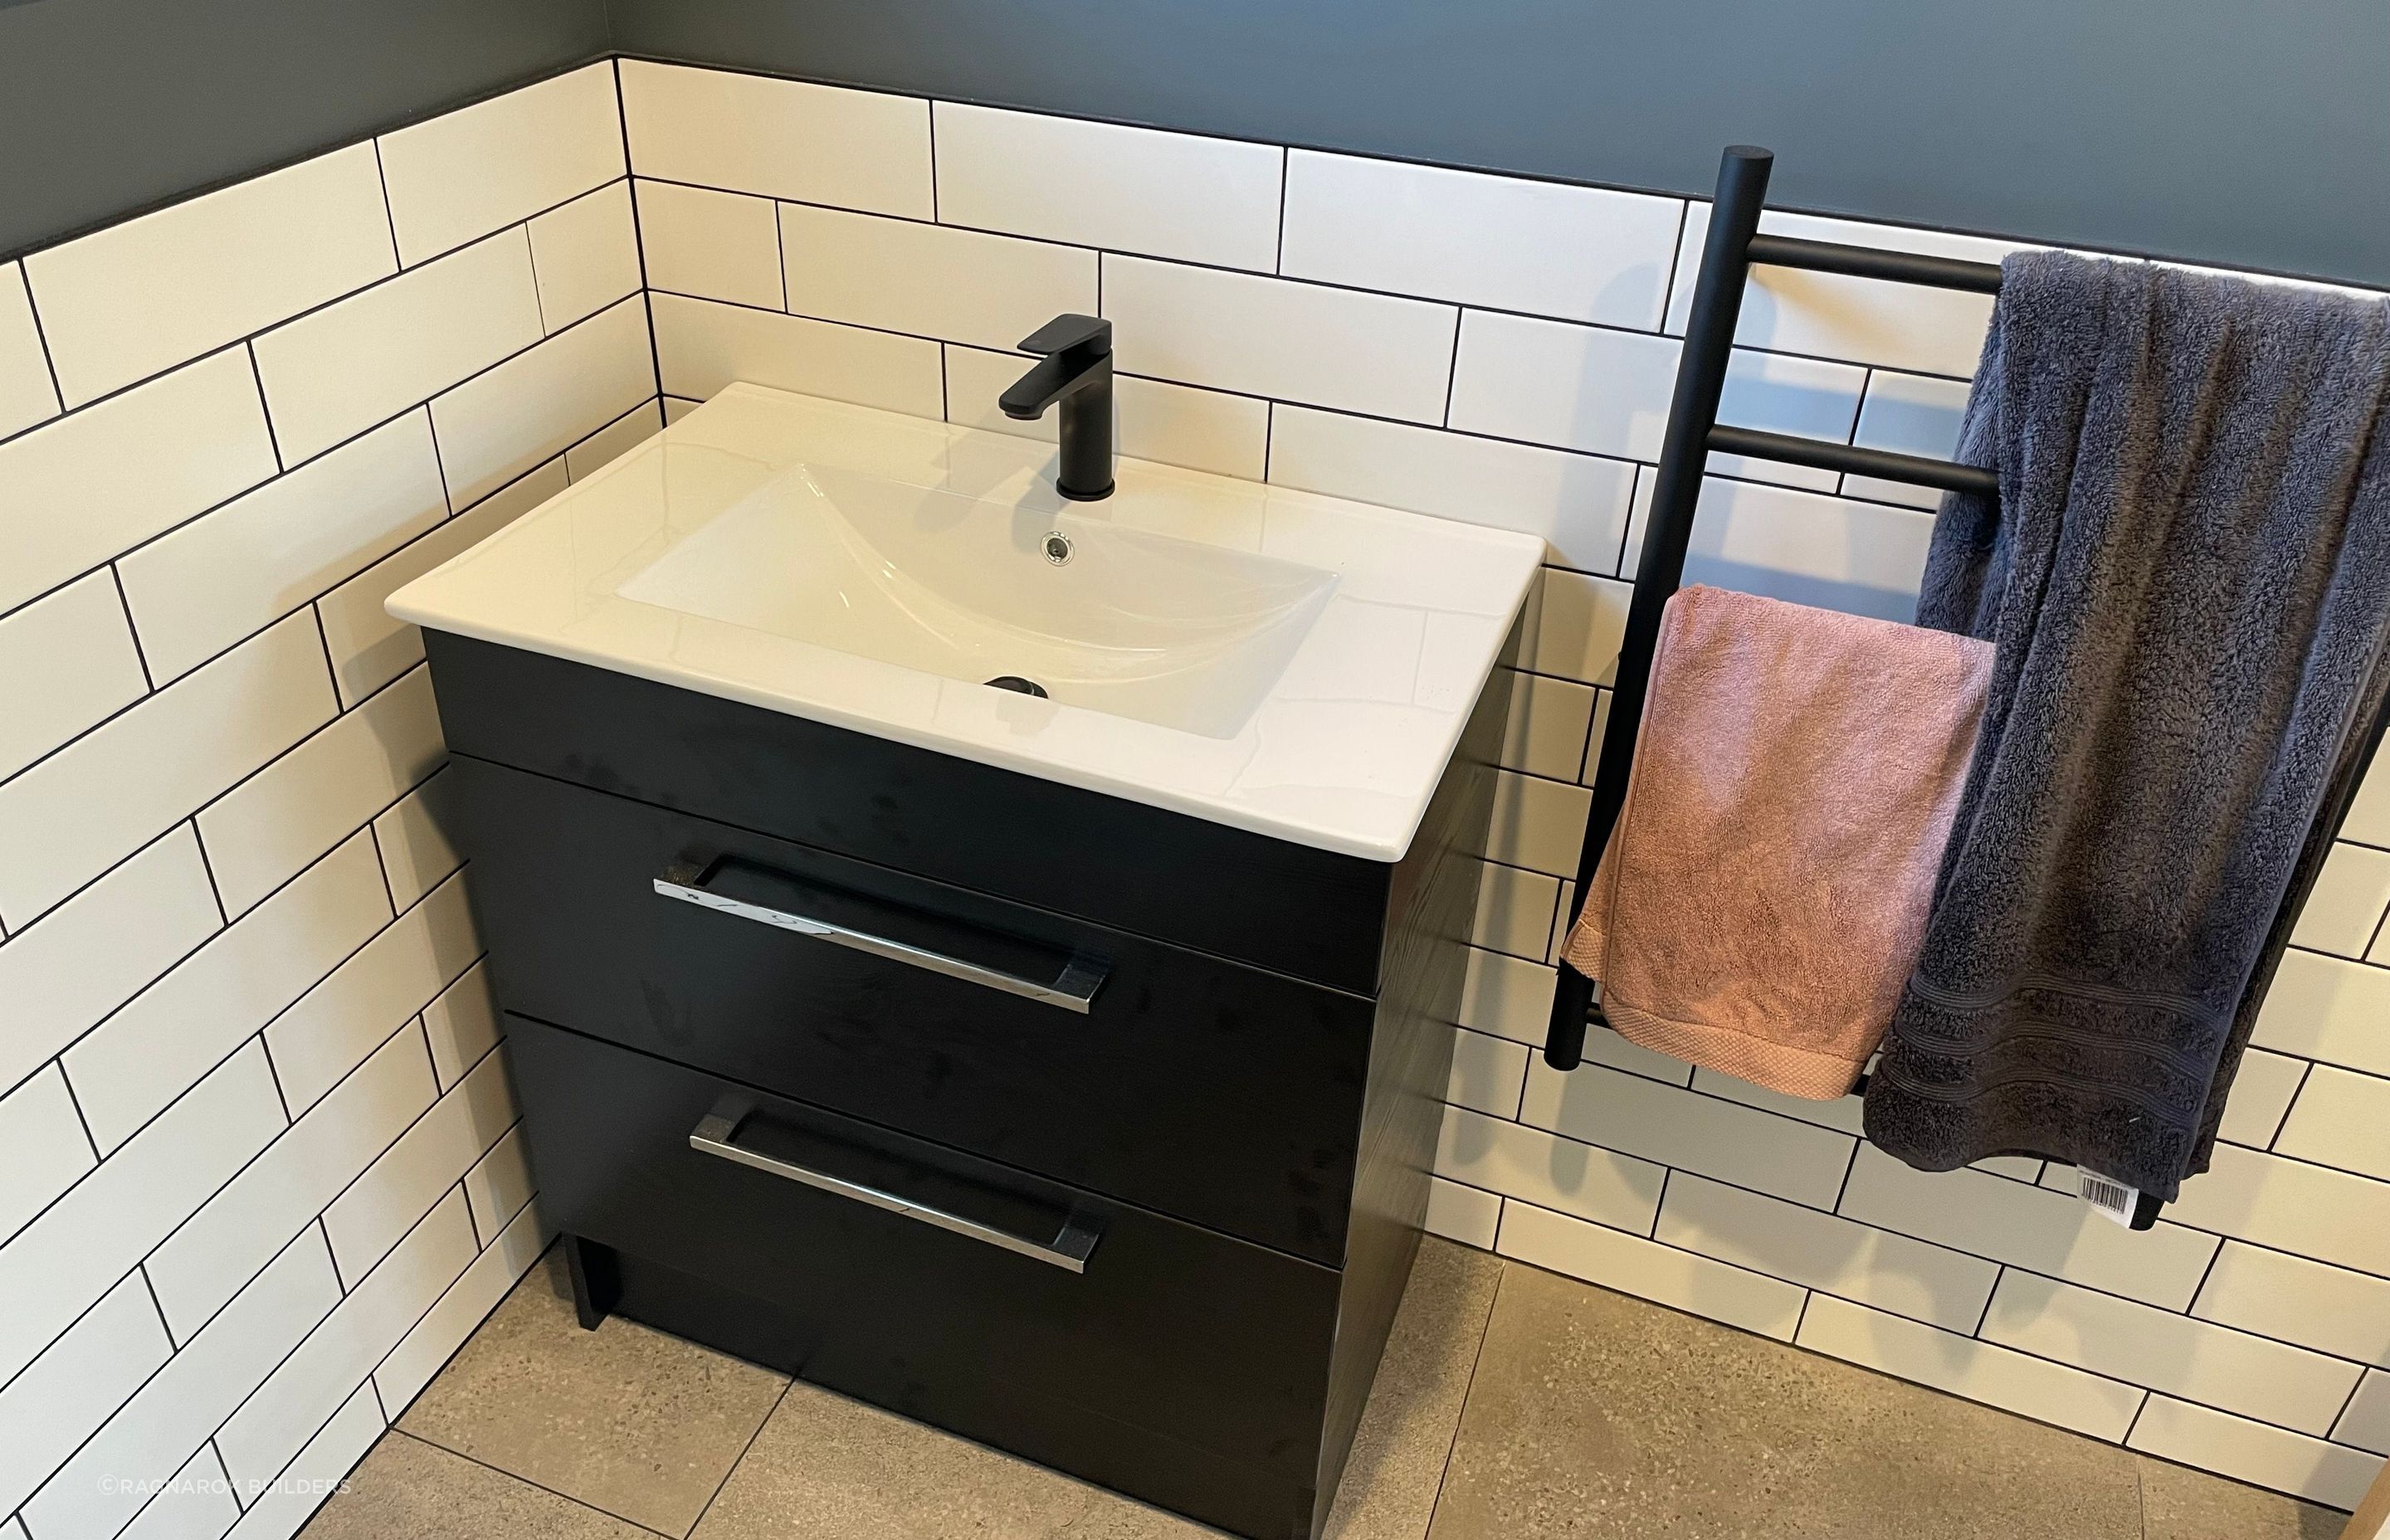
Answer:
[
  {"left": 1273, "top": 146, "right": 1289, "bottom": 276},
  {"left": 925, "top": 99, "right": 941, "bottom": 224},
  {"left": 16, "top": 260, "right": 71, "bottom": 419},
  {"left": 615, "top": 66, "right": 670, "bottom": 412},
  {"left": 391, "top": 1425, "right": 676, "bottom": 1540},
  {"left": 188, "top": 813, "right": 234, "bottom": 928},
  {"left": 1417, "top": 1258, "right": 1503, "bottom": 1530},
  {"left": 107, "top": 563, "right": 159, "bottom": 692},
  {"left": 1972, "top": 1265, "right": 2004, "bottom": 1335},
  {"left": 686, "top": 1377, "right": 795, "bottom": 1536},
  {"left": 369, "top": 139, "right": 405, "bottom": 272}
]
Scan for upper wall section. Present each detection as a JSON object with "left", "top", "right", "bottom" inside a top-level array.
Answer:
[
  {"left": 0, "top": 0, "right": 610, "bottom": 260},
  {"left": 607, "top": 0, "right": 2390, "bottom": 290}
]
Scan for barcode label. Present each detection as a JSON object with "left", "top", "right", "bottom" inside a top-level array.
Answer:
[{"left": 2077, "top": 1170, "right": 2140, "bottom": 1227}]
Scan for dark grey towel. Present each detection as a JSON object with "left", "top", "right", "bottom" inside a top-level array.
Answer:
[{"left": 1863, "top": 250, "right": 2390, "bottom": 1200}]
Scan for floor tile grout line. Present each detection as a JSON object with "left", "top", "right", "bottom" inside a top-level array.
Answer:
[
  {"left": 680, "top": 1377, "right": 796, "bottom": 1538},
  {"left": 390, "top": 1427, "right": 685, "bottom": 1540},
  {"left": 1422, "top": 1258, "right": 1506, "bottom": 1533}
]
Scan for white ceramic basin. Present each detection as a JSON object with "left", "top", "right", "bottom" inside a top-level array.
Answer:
[
  {"left": 619, "top": 463, "right": 1338, "bottom": 738},
  {"left": 387, "top": 385, "right": 1544, "bottom": 860}
]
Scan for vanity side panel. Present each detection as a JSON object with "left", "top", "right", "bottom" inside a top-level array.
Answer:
[
  {"left": 1313, "top": 655, "right": 1508, "bottom": 1526},
  {"left": 422, "top": 631, "right": 1393, "bottom": 993}
]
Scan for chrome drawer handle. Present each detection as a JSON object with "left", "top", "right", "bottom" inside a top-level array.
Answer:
[
  {"left": 687, "top": 1099, "right": 1102, "bottom": 1273},
  {"left": 654, "top": 860, "right": 1107, "bottom": 1014}
]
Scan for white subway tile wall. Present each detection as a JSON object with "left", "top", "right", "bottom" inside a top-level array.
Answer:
[
  {"left": 4, "top": 56, "right": 2387, "bottom": 1533},
  {"left": 0, "top": 65, "right": 634, "bottom": 1540}
]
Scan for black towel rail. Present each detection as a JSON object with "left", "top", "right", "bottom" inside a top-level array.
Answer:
[{"left": 1529, "top": 144, "right": 2170, "bottom": 1228}]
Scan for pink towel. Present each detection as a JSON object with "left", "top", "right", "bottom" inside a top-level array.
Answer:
[{"left": 1563, "top": 586, "right": 1993, "bottom": 1099}]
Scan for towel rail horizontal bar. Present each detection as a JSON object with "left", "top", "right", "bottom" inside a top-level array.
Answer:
[
  {"left": 1707, "top": 424, "right": 1997, "bottom": 495},
  {"left": 1746, "top": 233, "right": 2005, "bottom": 294}
]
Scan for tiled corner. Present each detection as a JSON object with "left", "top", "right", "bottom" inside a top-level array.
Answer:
[
  {"left": 637, "top": 178, "right": 783, "bottom": 309},
  {"left": 378, "top": 62, "right": 627, "bottom": 268},
  {"left": 528, "top": 182, "right": 644, "bottom": 332},
  {"left": 430, "top": 295, "right": 656, "bottom": 506},
  {"left": 619, "top": 61, "right": 933, "bottom": 218},
  {"left": 650, "top": 291, "right": 943, "bottom": 416}
]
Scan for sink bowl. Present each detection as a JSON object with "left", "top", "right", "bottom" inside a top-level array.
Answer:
[
  {"left": 386, "top": 385, "right": 1544, "bottom": 860},
  {"left": 619, "top": 463, "right": 1337, "bottom": 738}
]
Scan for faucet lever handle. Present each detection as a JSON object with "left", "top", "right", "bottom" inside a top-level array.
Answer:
[{"left": 1017, "top": 313, "right": 1110, "bottom": 358}]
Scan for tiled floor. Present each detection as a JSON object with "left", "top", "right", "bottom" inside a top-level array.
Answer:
[{"left": 302, "top": 1239, "right": 2348, "bottom": 1540}]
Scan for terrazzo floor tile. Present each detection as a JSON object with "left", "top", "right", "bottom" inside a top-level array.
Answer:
[
  {"left": 1321, "top": 1237, "right": 1505, "bottom": 1540},
  {"left": 299, "top": 1431, "right": 653, "bottom": 1539},
  {"left": 2138, "top": 1454, "right": 2349, "bottom": 1539},
  {"left": 396, "top": 1250, "right": 789, "bottom": 1536},
  {"left": 1426, "top": 1260, "right": 2146, "bottom": 1539}
]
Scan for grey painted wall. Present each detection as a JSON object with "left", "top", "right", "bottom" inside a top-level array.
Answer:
[
  {"left": 608, "top": 0, "right": 2390, "bottom": 289},
  {"left": 0, "top": 0, "right": 609, "bottom": 260}
]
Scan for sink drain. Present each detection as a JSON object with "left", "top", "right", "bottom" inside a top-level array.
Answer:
[{"left": 984, "top": 675, "right": 1049, "bottom": 699}]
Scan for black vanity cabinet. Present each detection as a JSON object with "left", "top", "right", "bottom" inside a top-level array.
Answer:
[{"left": 423, "top": 631, "right": 1505, "bottom": 1540}]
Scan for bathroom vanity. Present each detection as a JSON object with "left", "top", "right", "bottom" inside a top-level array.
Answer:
[{"left": 389, "top": 387, "right": 1543, "bottom": 1540}]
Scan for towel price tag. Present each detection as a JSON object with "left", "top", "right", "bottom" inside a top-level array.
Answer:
[{"left": 2077, "top": 1169, "right": 2142, "bottom": 1227}]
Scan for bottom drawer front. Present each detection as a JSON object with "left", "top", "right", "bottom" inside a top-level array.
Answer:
[{"left": 509, "top": 1016, "right": 1340, "bottom": 1492}]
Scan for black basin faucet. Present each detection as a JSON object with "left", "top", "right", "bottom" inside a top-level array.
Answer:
[{"left": 1001, "top": 314, "right": 1114, "bottom": 501}]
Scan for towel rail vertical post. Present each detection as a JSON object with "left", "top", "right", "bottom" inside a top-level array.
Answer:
[{"left": 1542, "top": 145, "right": 1775, "bottom": 1070}]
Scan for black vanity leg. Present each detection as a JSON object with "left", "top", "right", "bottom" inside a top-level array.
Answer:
[{"left": 562, "top": 1234, "right": 620, "bottom": 1330}]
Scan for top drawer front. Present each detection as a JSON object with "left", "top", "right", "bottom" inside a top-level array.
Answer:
[
  {"left": 451, "top": 755, "right": 1372, "bottom": 1265},
  {"left": 423, "top": 631, "right": 1391, "bottom": 995}
]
